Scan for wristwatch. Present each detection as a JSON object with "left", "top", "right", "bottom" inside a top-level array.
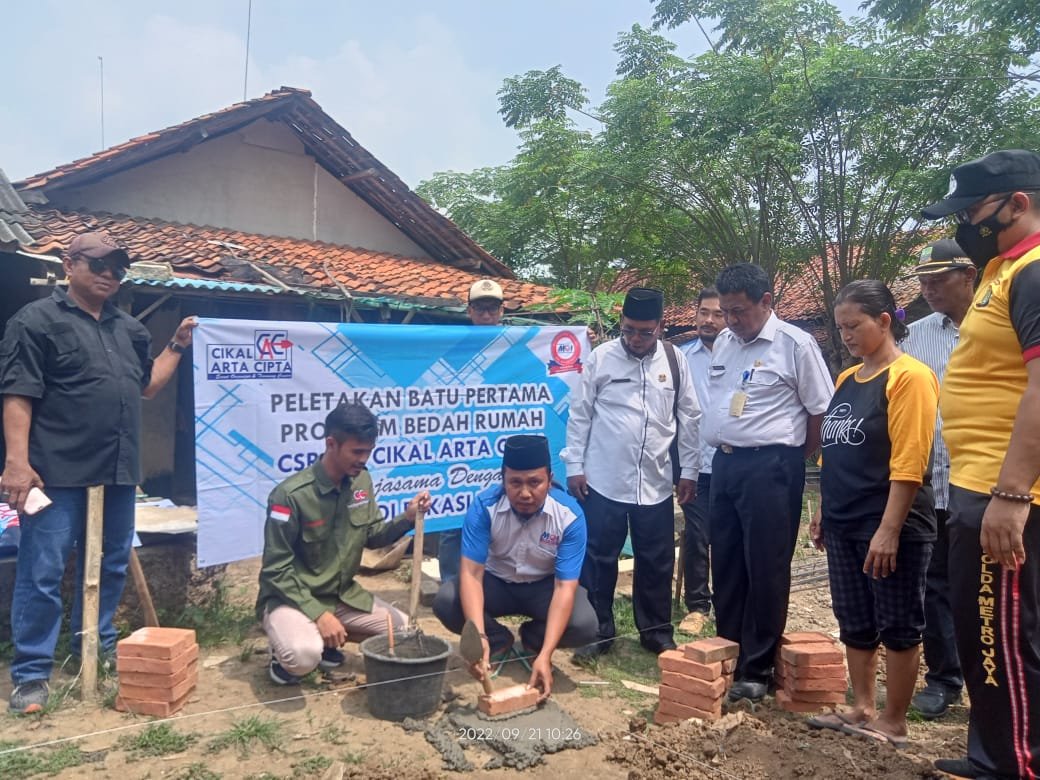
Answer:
[{"left": 168, "top": 341, "right": 186, "bottom": 354}]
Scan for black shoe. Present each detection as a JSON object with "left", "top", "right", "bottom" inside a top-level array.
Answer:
[
  {"left": 933, "top": 757, "right": 980, "bottom": 778},
  {"left": 268, "top": 660, "right": 301, "bottom": 685},
  {"left": 319, "top": 647, "right": 346, "bottom": 671},
  {"left": 640, "top": 638, "right": 677, "bottom": 655},
  {"left": 912, "top": 685, "right": 962, "bottom": 719},
  {"left": 572, "top": 641, "right": 612, "bottom": 665},
  {"left": 727, "top": 679, "right": 768, "bottom": 702}
]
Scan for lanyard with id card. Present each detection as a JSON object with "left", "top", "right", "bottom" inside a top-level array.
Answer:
[{"left": 729, "top": 359, "right": 763, "bottom": 417}]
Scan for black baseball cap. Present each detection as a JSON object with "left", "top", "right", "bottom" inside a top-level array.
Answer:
[
  {"left": 911, "top": 239, "right": 974, "bottom": 275},
  {"left": 922, "top": 149, "right": 1040, "bottom": 219}
]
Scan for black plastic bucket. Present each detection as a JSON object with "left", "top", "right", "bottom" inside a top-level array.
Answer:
[{"left": 359, "top": 632, "right": 451, "bottom": 721}]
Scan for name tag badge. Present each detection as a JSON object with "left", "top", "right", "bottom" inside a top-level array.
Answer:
[{"left": 729, "top": 390, "right": 747, "bottom": 417}]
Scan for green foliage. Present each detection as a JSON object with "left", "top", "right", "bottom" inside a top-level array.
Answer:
[
  {"left": 292, "top": 754, "right": 333, "bottom": 777},
  {"left": 118, "top": 723, "right": 198, "bottom": 759},
  {"left": 176, "top": 581, "right": 256, "bottom": 647},
  {"left": 208, "top": 715, "right": 284, "bottom": 757},
  {"left": 526, "top": 289, "right": 625, "bottom": 340},
  {"left": 0, "top": 741, "right": 88, "bottom": 777}
]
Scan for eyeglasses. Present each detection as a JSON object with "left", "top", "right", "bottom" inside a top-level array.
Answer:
[
  {"left": 78, "top": 256, "right": 128, "bottom": 281},
  {"left": 620, "top": 326, "right": 659, "bottom": 339},
  {"left": 954, "top": 193, "right": 1013, "bottom": 225},
  {"left": 470, "top": 301, "right": 501, "bottom": 314}
]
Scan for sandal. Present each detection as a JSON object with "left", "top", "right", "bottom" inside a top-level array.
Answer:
[{"left": 807, "top": 711, "right": 866, "bottom": 732}]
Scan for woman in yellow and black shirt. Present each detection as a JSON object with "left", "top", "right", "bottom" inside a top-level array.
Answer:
[{"left": 809, "top": 280, "right": 939, "bottom": 748}]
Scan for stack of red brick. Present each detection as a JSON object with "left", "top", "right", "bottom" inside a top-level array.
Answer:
[
  {"left": 774, "top": 632, "right": 848, "bottom": 713},
  {"left": 115, "top": 627, "right": 198, "bottom": 716},
  {"left": 655, "top": 637, "right": 739, "bottom": 724}
]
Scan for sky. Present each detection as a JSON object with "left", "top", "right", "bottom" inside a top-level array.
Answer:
[{"left": 0, "top": 1, "right": 721, "bottom": 189}]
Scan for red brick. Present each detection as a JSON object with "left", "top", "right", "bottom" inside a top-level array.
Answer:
[
  {"left": 119, "top": 672, "right": 197, "bottom": 703},
  {"left": 114, "top": 690, "right": 192, "bottom": 717},
  {"left": 661, "top": 670, "right": 727, "bottom": 700},
  {"left": 775, "top": 689, "right": 827, "bottom": 713},
  {"left": 721, "top": 658, "right": 737, "bottom": 674},
  {"left": 779, "top": 643, "right": 843, "bottom": 668},
  {"left": 782, "top": 686, "right": 846, "bottom": 704},
  {"left": 779, "top": 632, "right": 835, "bottom": 646},
  {"left": 119, "top": 660, "right": 198, "bottom": 689},
  {"left": 782, "top": 675, "right": 847, "bottom": 693},
  {"left": 787, "top": 663, "right": 846, "bottom": 680},
  {"left": 657, "top": 695, "right": 721, "bottom": 721},
  {"left": 117, "top": 628, "right": 196, "bottom": 661},
  {"left": 683, "top": 637, "right": 739, "bottom": 664},
  {"left": 117, "top": 643, "right": 198, "bottom": 675},
  {"left": 478, "top": 684, "right": 540, "bottom": 717},
  {"left": 659, "top": 650, "right": 721, "bottom": 679},
  {"left": 659, "top": 684, "right": 723, "bottom": 716}
]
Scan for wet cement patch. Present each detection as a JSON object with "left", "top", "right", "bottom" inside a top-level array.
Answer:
[{"left": 405, "top": 700, "right": 597, "bottom": 771}]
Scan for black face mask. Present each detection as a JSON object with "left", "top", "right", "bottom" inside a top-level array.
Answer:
[{"left": 955, "top": 195, "right": 1012, "bottom": 266}]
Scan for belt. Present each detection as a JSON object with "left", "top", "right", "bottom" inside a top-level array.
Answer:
[{"left": 719, "top": 444, "right": 797, "bottom": 454}]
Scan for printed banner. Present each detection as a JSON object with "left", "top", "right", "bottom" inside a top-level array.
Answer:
[{"left": 193, "top": 319, "right": 589, "bottom": 566}]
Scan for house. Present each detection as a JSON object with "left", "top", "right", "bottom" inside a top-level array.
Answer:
[{"left": 3, "top": 87, "right": 560, "bottom": 502}]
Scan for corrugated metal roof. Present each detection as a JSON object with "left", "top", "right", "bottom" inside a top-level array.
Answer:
[
  {"left": 127, "top": 277, "right": 304, "bottom": 296},
  {"left": 0, "top": 168, "right": 33, "bottom": 246}
]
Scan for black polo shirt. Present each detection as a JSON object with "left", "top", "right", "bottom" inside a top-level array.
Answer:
[{"left": 0, "top": 288, "right": 153, "bottom": 487}]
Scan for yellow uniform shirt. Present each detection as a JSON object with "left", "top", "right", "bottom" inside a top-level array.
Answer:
[{"left": 940, "top": 234, "right": 1040, "bottom": 505}]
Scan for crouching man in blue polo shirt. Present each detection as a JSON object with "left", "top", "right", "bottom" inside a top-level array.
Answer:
[{"left": 432, "top": 434, "right": 597, "bottom": 698}]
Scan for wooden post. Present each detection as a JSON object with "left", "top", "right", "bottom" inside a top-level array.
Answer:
[
  {"left": 128, "top": 549, "right": 160, "bottom": 627},
  {"left": 408, "top": 511, "right": 425, "bottom": 625},
  {"left": 674, "top": 530, "right": 686, "bottom": 606},
  {"left": 81, "top": 485, "right": 105, "bottom": 702}
]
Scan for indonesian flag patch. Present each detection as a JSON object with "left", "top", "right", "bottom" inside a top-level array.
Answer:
[{"left": 269, "top": 504, "right": 292, "bottom": 524}]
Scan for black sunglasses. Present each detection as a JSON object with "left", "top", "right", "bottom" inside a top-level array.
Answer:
[{"left": 79, "top": 256, "right": 129, "bottom": 281}]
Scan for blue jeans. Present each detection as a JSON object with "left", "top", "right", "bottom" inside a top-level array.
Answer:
[
  {"left": 438, "top": 529, "right": 462, "bottom": 583},
  {"left": 10, "top": 485, "right": 135, "bottom": 685}
]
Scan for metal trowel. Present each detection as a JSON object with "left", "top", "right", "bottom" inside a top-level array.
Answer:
[{"left": 460, "top": 619, "right": 494, "bottom": 695}]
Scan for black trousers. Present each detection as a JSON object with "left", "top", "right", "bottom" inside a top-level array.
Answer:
[
  {"left": 579, "top": 487, "right": 676, "bottom": 648},
  {"left": 923, "top": 508, "right": 964, "bottom": 692},
  {"left": 949, "top": 486, "right": 1040, "bottom": 779},
  {"left": 709, "top": 445, "right": 805, "bottom": 683},
  {"left": 681, "top": 473, "right": 713, "bottom": 613},
  {"left": 432, "top": 572, "right": 598, "bottom": 653}
]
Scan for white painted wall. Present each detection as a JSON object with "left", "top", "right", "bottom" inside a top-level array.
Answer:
[{"left": 48, "top": 120, "right": 428, "bottom": 258}]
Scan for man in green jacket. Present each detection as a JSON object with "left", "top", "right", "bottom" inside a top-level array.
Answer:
[{"left": 256, "top": 402, "right": 431, "bottom": 684}]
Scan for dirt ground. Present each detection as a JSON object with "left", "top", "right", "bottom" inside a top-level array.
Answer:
[{"left": 0, "top": 554, "right": 968, "bottom": 779}]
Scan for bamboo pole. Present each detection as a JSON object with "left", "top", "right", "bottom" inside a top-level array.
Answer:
[
  {"left": 80, "top": 485, "right": 105, "bottom": 702},
  {"left": 408, "top": 510, "right": 425, "bottom": 625},
  {"left": 128, "top": 549, "right": 159, "bottom": 627}
]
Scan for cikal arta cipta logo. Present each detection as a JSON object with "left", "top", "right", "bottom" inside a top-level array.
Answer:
[
  {"left": 547, "top": 331, "right": 583, "bottom": 375},
  {"left": 207, "top": 330, "right": 294, "bottom": 380}
]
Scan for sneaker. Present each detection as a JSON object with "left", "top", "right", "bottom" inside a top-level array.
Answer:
[
  {"left": 678, "top": 611, "right": 708, "bottom": 635},
  {"left": 9, "top": 680, "right": 49, "bottom": 714},
  {"left": 319, "top": 647, "right": 346, "bottom": 671},
  {"left": 933, "top": 757, "right": 980, "bottom": 778},
  {"left": 912, "top": 685, "right": 962, "bottom": 720},
  {"left": 268, "top": 659, "right": 301, "bottom": 685}
]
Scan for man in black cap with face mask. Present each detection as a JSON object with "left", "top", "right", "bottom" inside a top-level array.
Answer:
[
  {"left": 920, "top": 149, "right": 1040, "bottom": 779},
  {"left": 433, "top": 434, "right": 596, "bottom": 698},
  {"left": 563, "top": 287, "right": 701, "bottom": 659}
]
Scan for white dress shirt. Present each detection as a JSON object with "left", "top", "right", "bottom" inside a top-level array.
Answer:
[
  {"left": 679, "top": 337, "right": 718, "bottom": 475},
  {"left": 704, "top": 312, "right": 833, "bottom": 449},
  {"left": 562, "top": 338, "right": 701, "bottom": 505},
  {"left": 901, "top": 312, "right": 958, "bottom": 510}
]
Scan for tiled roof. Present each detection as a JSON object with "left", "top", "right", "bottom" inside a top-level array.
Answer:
[
  {"left": 0, "top": 168, "right": 33, "bottom": 246},
  {"left": 23, "top": 207, "right": 554, "bottom": 309},
  {"left": 16, "top": 87, "right": 508, "bottom": 278}
]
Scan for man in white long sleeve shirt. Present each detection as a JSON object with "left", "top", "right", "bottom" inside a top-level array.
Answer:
[{"left": 562, "top": 287, "right": 701, "bottom": 658}]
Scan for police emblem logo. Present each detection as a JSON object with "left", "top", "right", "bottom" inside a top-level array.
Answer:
[
  {"left": 658, "top": 373, "right": 667, "bottom": 382},
  {"left": 945, "top": 173, "right": 957, "bottom": 197}
]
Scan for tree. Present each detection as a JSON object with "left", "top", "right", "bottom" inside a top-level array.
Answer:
[{"left": 419, "top": 1, "right": 1040, "bottom": 361}]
